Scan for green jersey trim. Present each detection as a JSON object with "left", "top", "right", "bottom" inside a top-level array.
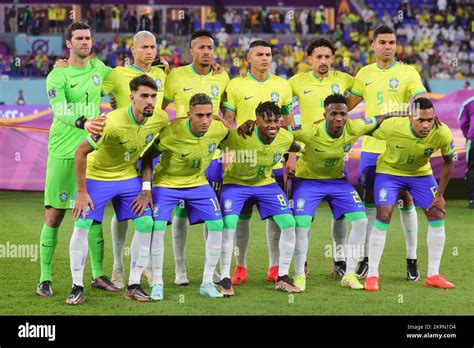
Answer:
[
  {"left": 375, "top": 60, "right": 399, "bottom": 71},
  {"left": 127, "top": 64, "right": 151, "bottom": 74},
  {"left": 349, "top": 89, "right": 363, "bottom": 97},
  {"left": 248, "top": 71, "right": 270, "bottom": 83},
  {"left": 85, "top": 137, "right": 98, "bottom": 150},
  {"left": 128, "top": 106, "right": 141, "bottom": 127},
  {"left": 186, "top": 119, "right": 200, "bottom": 138},
  {"left": 255, "top": 129, "right": 274, "bottom": 145},
  {"left": 222, "top": 103, "right": 236, "bottom": 111},
  {"left": 322, "top": 120, "right": 335, "bottom": 140},
  {"left": 190, "top": 64, "right": 212, "bottom": 76}
]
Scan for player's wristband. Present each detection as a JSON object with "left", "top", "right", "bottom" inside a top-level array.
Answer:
[
  {"left": 142, "top": 181, "right": 152, "bottom": 191},
  {"left": 75, "top": 116, "right": 87, "bottom": 129}
]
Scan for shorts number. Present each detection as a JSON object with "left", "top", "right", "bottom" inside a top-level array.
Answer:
[
  {"left": 209, "top": 197, "right": 220, "bottom": 211},
  {"left": 376, "top": 91, "right": 383, "bottom": 105},
  {"left": 350, "top": 190, "right": 362, "bottom": 204},
  {"left": 191, "top": 159, "right": 201, "bottom": 168},
  {"left": 430, "top": 185, "right": 437, "bottom": 197},
  {"left": 277, "top": 194, "right": 287, "bottom": 206}
]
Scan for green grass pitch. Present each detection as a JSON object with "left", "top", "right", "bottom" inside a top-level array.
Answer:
[{"left": 0, "top": 190, "right": 472, "bottom": 316}]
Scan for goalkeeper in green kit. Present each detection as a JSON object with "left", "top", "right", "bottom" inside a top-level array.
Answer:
[{"left": 37, "top": 22, "right": 116, "bottom": 297}]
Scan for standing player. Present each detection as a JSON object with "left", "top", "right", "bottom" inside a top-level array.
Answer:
[
  {"left": 136, "top": 93, "right": 229, "bottom": 299},
  {"left": 219, "top": 102, "right": 302, "bottom": 296},
  {"left": 289, "top": 38, "right": 355, "bottom": 277},
  {"left": 223, "top": 40, "right": 296, "bottom": 285},
  {"left": 162, "top": 30, "right": 230, "bottom": 286},
  {"left": 288, "top": 94, "right": 397, "bottom": 291},
  {"left": 364, "top": 98, "right": 456, "bottom": 291},
  {"left": 67, "top": 75, "right": 167, "bottom": 304},
  {"left": 37, "top": 22, "right": 109, "bottom": 297},
  {"left": 100, "top": 30, "right": 168, "bottom": 289},
  {"left": 348, "top": 25, "right": 428, "bottom": 280}
]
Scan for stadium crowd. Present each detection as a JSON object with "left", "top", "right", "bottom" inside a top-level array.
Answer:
[{"left": 1, "top": 0, "right": 473, "bottom": 81}]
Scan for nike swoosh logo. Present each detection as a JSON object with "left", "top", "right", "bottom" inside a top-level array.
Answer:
[
  {"left": 303, "top": 90, "right": 313, "bottom": 94},
  {"left": 314, "top": 148, "right": 325, "bottom": 152},
  {"left": 365, "top": 82, "right": 374, "bottom": 86},
  {"left": 183, "top": 88, "right": 193, "bottom": 92},
  {"left": 244, "top": 96, "right": 254, "bottom": 100},
  {"left": 119, "top": 141, "right": 129, "bottom": 145},
  {"left": 70, "top": 83, "right": 79, "bottom": 88},
  {"left": 396, "top": 145, "right": 406, "bottom": 148},
  {"left": 280, "top": 206, "right": 290, "bottom": 210},
  {"left": 181, "top": 153, "right": 191, "bottom": 157}
]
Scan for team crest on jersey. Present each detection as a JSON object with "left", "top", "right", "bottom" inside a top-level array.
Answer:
[
  {"left": 145, "top": 132, "right": 154, "bottom": 144},
  {"left": 271, "top": 92, "right": 280, "bottom": 103},
  {"left": 208, "top": 143, "right": 217, "bottom": 154},
  {"left": 389, "top": 78, "right": 399, "bottom": 89},
  {"left": 331, "top": 84, "right": 340, "bottom": 94},
  {"left": 296, "top": 198, "right": 305, "bottom": 211},
  {"left": 343, "top": 143, "right": 352, "bottom": 153},
  {"left": 155, "top": 78, "right": 163, "bottom": 90},
  {"left": 273, "top": 153, "right": 282, "bottom": 164},
  {"left": 153, "top": 204, "right": 159, "bottom": 216},
  {"left": 364, "top": 118, "right": 374, "bottom": 125},
  {"left": 423, "top": 147, "right": 434, "bottom": 156},
  {"left": 211, "top": 85, "right": 219, "bottom": 98},
  {"left": 378, "top": 188, "right": 388, "bottom": 202},
  {"left": 224, "top": 199, "right": 233, "bottom": 211},
  {"left": 48, "top": 88, "right": 56, "bottom": 99},
  {"left": 59, "top": 192, "right": 68, "bottom": 202},
  {"left": 92, "top": 74, "right": 100, "bottom": 86}
]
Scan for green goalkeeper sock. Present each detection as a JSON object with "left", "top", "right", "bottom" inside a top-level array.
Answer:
[
  {"left": 40, "top": 224, "right": 59, "bottom": 282},
  {"left": 88, "top": 223, "right": 105, "bottom": 279}
]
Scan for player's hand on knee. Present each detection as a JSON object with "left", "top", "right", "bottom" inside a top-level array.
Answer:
[
  {"left": 53, "top": 59, "right": 68, "bottom": 69},
  {"left": 237, "top": 120, "right": 255, "bottom": 138},
  {"left": 110, "top": 96, "right": 117, "bottom": 110},
  {"left": 73, "top": 192, "right": 94, "bottom": 220},
  {"left": 132, "top": 190, "right": 153, "bottom": 216},
  {"left": 427, "top": 196, "right": 446, "bottom": 216},
  {"left": 85, "top": 114, "right": 107, "bottom": 135}
]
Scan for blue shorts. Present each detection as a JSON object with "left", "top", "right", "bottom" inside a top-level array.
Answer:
[
  {"left": 206, "top": 159, "right": 223, "bottom": 196},
  {"left": 220, "top": 183, "right": 291, "bottom": 220},
  {"left": 83, "top": 177, "right": 151, "bottom": 223},
  {"left": 240, "top": 168, "right": 284, "bottom": 215},
  {"left": 358, "top": 152, "right": 380, "bottom": 190},
  {"left": 152, "top": 184, "right": 221, "bottom": 224},
  {"left": 292, "top": 177, "right": 365, "bottom": 220},
  {"left": 374, "top": 173, "right": 438, "bottom": 209}
]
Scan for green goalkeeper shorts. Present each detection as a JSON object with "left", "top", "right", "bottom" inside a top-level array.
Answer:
[{"left": 44, "top": 157, "right": 77, "bottom": 209}]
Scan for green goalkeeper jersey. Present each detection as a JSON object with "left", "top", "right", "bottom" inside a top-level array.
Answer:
[{"left": 46, "top": 59, "right": 112, "bottom": 159}]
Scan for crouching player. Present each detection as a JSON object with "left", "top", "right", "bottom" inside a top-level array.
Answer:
[
  {"left": 68, "top": 75, "right": 169, "bottom": 304},
  {"left": 219, "top": 101, "right": 302, "bottom": 296},
  {"left": 365, "top": 97, "right": 456, "bottom": 291},
  {"left": 135, "top": 93, "right": 229, "bottom": 300},
  {"left": 289, "top": 94, "right": 396, "bottom": 291}
]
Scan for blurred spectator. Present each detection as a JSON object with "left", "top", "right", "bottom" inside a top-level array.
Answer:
[
  {"left": 16, "top": 90, "right": 27, "bottom": 105},
  {"left": 95, "top": 5, "right": 106, "bottom": 33},
  {"left": 458, "top": 98, "right": 474, "bottom": 208},
  {"left": 465, "top": 81, "right": 472, "bottom": 89},
  {"left": 314, "top": 6, "right": 325, "bottom": 33},
  {"left": 7, "top": 6, "right": 18, "bottom": 33},
  {"left": 223, "top": 10, "right": 233, "bottom": 33},
  {"left": 57, "top": 7, "right": 67, "bottom": 32},
  {"left": 48, "top": 7, "right": 57, "bottom": 33},
  {"left": 24, "top": 53, "right": 34, "bottom": 77},
  {"left": 139, "top": 12, "right": 152, "bottom": 31},
  {"left": 19, "top": 6, "right": 33, "bottom": 34},
  {"left": 152, "top": 9, "right": 161, "bottom": 34},
  {"left": 300, "top": 10, "right": 309, "bottom": 35},
  {"left": 112, "top": 5, "right": 120, "bottom": 33},
  {"left": 338, "top": 0, "right": 350, "bottom": 15},
  {"left": 206, "top": 9, "right": 217, "bottom": 26},
  {"left": 216, "top": 27, "right": 229, "bottom": 45}
]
